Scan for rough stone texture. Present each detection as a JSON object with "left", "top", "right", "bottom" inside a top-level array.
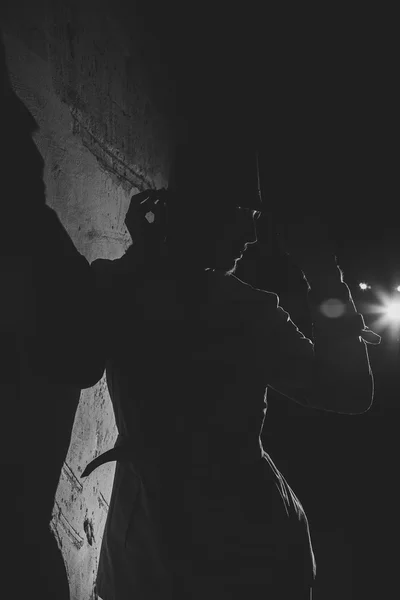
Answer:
[
  {"left": 2, "top": 1, "right": 174, "bottom": 597},
  {"left": 51, "top": 374, "right": 117, "bottom": 600}
]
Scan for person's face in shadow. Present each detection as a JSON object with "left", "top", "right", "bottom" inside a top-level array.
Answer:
[{"left": 213, "top": 206, "right": 260, "bottom": 273}]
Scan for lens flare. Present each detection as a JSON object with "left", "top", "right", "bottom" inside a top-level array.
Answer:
[
  {"left": 320, "top": 298, "right": 346, "bottom": 318},
  {"left": 385, "top": 302, "right": 400, "bottom": 321},
  {"left": 367, "top": 287, "right": 400, "bottom": 339}
]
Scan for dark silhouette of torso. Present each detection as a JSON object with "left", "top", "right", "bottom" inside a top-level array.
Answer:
[{"left": 92, "top": 255, "right": 316, "bottom": 598}]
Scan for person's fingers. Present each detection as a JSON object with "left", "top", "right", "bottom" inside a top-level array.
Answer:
[
  {"left": 126, "top": 190, "right": 168, "bottom": 245},
  {"left": 131, "top": 190, "right": 152, "bottom": 204}
]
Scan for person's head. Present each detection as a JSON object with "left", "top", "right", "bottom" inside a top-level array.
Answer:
[
  {"left": 166, "top": 185, "right": 261, "bottom": 274},
  {"left": 166, "top": 137, "right": 262, "bottom": 273},
  {"left": 205, "top": 204, "right": 260, "bottom": 273}
]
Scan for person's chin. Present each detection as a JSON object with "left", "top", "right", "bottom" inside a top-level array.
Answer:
[
  {"left": 224, "top": 257, "right": 241, "bottom": 274},
  {"left": 213, "top": 261, "right": 235, "bottom": 274},
  {"left": 213, "top": 252, "right": 242, "bottom": 273}
]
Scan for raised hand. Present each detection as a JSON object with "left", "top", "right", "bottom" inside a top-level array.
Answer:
[
  {"left": 274, "top": 215, "right": 338, "bottom": 274},
  {"left": 124, "top": 189, "right": 169, "bottom": 261}
]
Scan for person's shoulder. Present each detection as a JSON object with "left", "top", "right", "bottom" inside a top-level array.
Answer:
[{"left": 210, "top": 271, "right": 279, "bottom": 309}]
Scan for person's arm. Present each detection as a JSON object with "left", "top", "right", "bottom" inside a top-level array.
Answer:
[
  {"left": 1, "top": 199, "right": 107, "bottom": 389},
  {"left": 261, "top": 260, "right": 380, "bottom": 414},
  {"left": 253, "top": 216, "right": 380, "bottom": 414},
  {"left": 91, "top": 188, "right": 169, "bottom": 302},
  {"left": 91, "top": 243, "right": 147, "bottom": 283},
  {"left": 23, "top": 251, "right": 107, "bottom": 389}
]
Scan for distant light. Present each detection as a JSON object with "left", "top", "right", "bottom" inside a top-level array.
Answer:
[
  {"left": 368, "top": 289, "right": 400, "bottom": 338},
  {"left": 359, "top": 282, "right": 371, "bottom": 290},
  {"left": 396, "top": 286, "right": 400, "bottom": 293},
  {"left": 320, "top": 298, "right": 346, "bottom": 318},
  {"left": 385, "top": 301, "right": 400, "bottom": 322}
]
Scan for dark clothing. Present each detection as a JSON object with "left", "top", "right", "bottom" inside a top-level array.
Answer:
[
  {"left": 96, "top": 442, "right": 314, "bottom": 598},
  {"left": 87, "top": 260, "right": 318, "bottom": 598}
]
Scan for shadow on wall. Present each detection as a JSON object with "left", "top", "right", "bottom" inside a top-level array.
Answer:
[{"left": 0, "top": 31, "right": 105, "bottom": 599}]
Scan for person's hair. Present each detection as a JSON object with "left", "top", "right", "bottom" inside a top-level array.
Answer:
[
  {"left": 166, "top": 193, "right": 237, "bottom": 272},
  {"left": 166, "top": 141, "right": 238, "bottom": 271}
]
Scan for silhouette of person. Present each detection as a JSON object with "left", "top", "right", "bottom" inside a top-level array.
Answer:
[{"left": 82, "top": 138, "right": 381, "bottom": 599}]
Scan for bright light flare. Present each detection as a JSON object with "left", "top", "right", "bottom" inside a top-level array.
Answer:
[
  {"left": 368, "top": 288, "right": 400, "bottom": 339},
  {"left": 385, "top": 301, "right": 400, "bottom": 322},
  {"left": 359, "top": 282, "right": 371, "bottom": 290}
]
